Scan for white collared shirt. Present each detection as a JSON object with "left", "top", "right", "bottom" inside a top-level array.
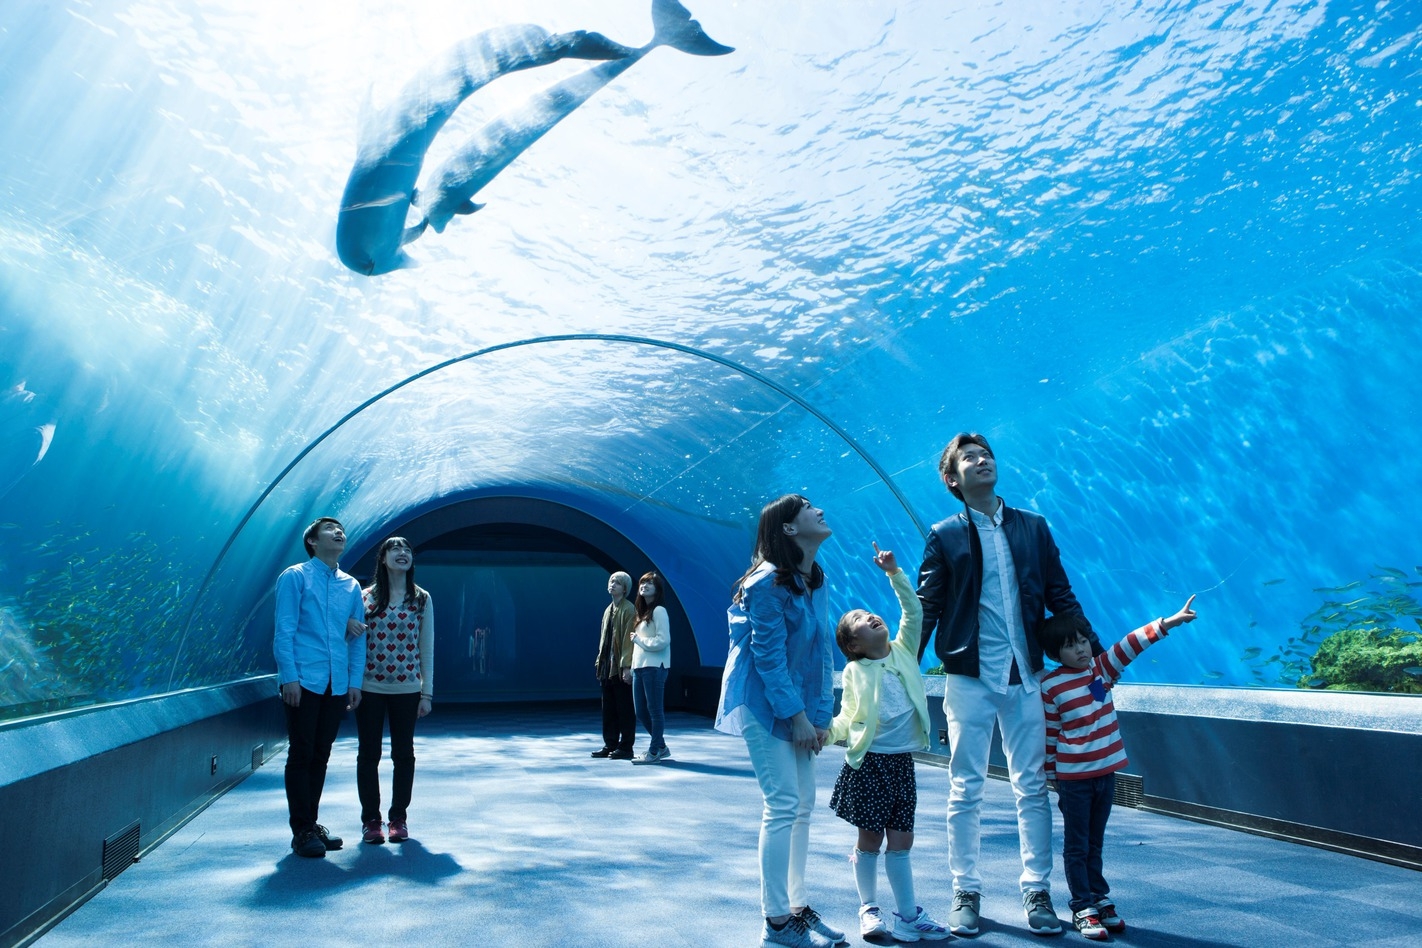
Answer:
[{"left": 969, "top": 499, "right": 1038, "bottom": 694}]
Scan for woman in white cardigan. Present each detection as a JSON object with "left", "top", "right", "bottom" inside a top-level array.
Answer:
[{"left": 630, "top": 571, "right": 672, "bottom": 763}]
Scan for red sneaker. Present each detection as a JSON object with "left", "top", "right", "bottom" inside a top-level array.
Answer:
[
  {"left": 1094, "top": 899, "right": 1125, "bottom": 932},
  {"left": 361, "top": 819, "right": 385, "bottom": 844},
  {"left": 387, "top": 818, "right": 409, "bottom": 842}
]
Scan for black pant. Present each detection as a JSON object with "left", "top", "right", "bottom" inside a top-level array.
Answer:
[
  {"left": 284, "top": 686, "right": 346, "bottom": 835},
  {"left": 355, "top": 690, "right": 421, "bottom": 822},
  {"left": 600, "top": 676, "right": 636, "bottom": 752},
  {"left": 1056, "top": 773, "right": 1115, "bottom": 912}
]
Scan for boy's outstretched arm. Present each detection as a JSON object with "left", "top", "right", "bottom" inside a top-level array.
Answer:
[{"left": 1101, "top": 594, "right": 1200, "bottom": 683}]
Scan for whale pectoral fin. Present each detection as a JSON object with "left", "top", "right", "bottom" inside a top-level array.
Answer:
[
  {"left": 401, "top": 218, "right": 429, "bottom": 245},
  {"left": 651, "top": 0, "right": 735, "bottom": 56},
  {"left": 455, "top": 200, "right": 485, "bottom": 216}
]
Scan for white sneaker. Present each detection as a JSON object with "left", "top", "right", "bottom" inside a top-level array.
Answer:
[
  {"left": 859, "top": 904, "right": 890, "bottom": 938},
  {"left": 892, "top": 906, "right": 951, "bottom": 941}
]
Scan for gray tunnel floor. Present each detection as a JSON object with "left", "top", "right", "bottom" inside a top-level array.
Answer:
[{"left": 40, "top": 704, "right": 1419, "bottom": 947}]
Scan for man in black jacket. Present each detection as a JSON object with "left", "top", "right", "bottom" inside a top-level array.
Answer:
[{"left": 916, "top": 433, "right": 1101, "bottom": 937}]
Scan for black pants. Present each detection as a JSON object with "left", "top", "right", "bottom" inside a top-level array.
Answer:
[
  {"left": 355, "top": 690, "right": 421, "bottom": 822},
  {"left": 284, "top": 685, "right": 346, "bottom": 835},
  {"left": 1057, "top": 773, "right": 1115, "bottom": 912},
  {"left": 600, "top": 676, "right": 636, "bottom": 752}
]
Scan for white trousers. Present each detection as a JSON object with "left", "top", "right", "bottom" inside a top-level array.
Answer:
[
  {"left": 743, "top": 718, "right": 817, "bottom": 917},
  {"left": 943, "top": 676, "right": 1053, "bottom": 894}
]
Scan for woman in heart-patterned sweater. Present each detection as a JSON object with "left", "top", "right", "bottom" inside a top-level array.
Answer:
[{"left": 356, "top": 536, "right": 434, "bottom": 845}]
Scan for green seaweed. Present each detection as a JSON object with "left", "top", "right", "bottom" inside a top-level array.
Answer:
[{"left": 1252, "top": 567, "right": 1422, "bottom": 695}]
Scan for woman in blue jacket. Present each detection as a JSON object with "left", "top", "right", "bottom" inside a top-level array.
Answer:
[{"left": 716, "top": 494, "right": 845, "bottom": 948}]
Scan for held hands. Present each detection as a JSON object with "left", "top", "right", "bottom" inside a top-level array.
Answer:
[
  {"left": 621, "top": 668, "right": 632, "bottom": 685},
  {"left": 1161, "top": 594, "right": 1198, "bottom": 632},
  {"left": 790, "top": 711, "right": 825, "bottom": 753},
  {"left": 872, "top": 541, "right": 898, "bottom": 575}
]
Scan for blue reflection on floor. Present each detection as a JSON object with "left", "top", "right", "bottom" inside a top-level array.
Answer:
[{"left": 40, "top": 705, "right": 1419, "bottom": 947}]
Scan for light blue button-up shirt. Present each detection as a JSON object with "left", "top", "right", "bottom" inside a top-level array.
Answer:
[
  {"left": 715, "top": 562, "right": 835, "bottom": 741},
  {"left": 273, "top": 558, "right": 366, "bottom": 695},
  {"left": 969, "top": 501, "right": 1037, "bottom": 694}
]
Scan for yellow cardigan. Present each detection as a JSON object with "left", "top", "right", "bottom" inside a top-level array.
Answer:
[{"left": 829, "top": 569, "right": 932, "bottom": 769}]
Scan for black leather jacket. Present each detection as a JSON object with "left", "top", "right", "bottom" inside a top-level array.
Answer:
[{"left": 916, "top": 500, "right": 1099, "bottom": 677}]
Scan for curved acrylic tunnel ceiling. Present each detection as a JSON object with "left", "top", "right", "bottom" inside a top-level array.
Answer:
[
  {"left": 180, "top": 335, "right": 933, "bottom": 688},
  {"left": 3, "top": 0, "right": 1422, "bottom": 717}
]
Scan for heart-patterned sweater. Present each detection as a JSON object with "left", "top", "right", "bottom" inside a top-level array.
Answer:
[{"left": 361, "top": 588, "right": 434, "bottom": 696}]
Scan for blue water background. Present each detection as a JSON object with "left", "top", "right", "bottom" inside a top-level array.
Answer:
[{"left": 0, "top": 0, "right": 1419, "bottom": 711}]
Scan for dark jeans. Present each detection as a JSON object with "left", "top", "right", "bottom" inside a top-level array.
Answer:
[
  {"left": 355, "top": 690, "right": 421, "bottom": 823},
  {"left": 284, "top": 685, "right": 346, "bottom": 835},
  {"left": 633, "top": 665, "right": 668, "bottom": 753},
  {"left": 1056, "top": 773, "right": 1115, "bottom": 912},
  {"left": 600, "top": 675, "right": 636, "bottom": 752}
]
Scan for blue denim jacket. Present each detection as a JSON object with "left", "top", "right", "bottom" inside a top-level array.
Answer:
[
  {"left": 273, "top": 558, "right": 366, "bottom": 695},
  {"left": 715, "top": 562, "right": 834, "bottom": 741}
]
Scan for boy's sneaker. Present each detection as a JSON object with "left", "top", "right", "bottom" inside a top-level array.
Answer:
[
  {"left": 892, "top": 906, "right": 951, "bottom": 941},
  {"left": 361, "top": 819, "right": 385, "bottom": 844},
  {"left": 760, "top": 914, "right": 836, "bottom": 948},
  {"left": 1072, "top": 908, "right": 1108, "bottom": 941},
  {"left": 291, "top": 829, "right": 325, "bottom": 858},
  {"left": 796, "top": 905, "right": 846, "bottom": 944},
  {"left": 859, "top": 904, "right": 890, "bottom": 938},
  {"left": 1023, "top": 890, "right": 1063, "bottom": 935},
  {"left": 1093, "top": 900, "right": 1124, "bottom": 932},
  {"left": 312, "top": 823, "right": 342, "bottom": 851},
  {"left": 947, "top": 890, "right": 980, "bottom": 936}
]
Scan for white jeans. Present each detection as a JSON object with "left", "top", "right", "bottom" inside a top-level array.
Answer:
[
  {"left": 943, "top": 676, "right": 1053, "bottom": 894},
  {"left": 742, "top": 718, "right": 817, "bottom": 917}
]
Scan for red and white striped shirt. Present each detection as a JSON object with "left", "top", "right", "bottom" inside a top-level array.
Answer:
[{"left": 1040, "top": 620, "right": 1167, "bottom": 780}]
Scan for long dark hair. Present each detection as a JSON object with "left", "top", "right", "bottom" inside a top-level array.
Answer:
[
  {"left": 366, "top": 536, "right": 428, "bottom": 616},
  {"left": 733, "top": 494, "right": 825, "bottom": 602},
  {"left": 634, "top": 571, "right": 663, "bottom": 626}
]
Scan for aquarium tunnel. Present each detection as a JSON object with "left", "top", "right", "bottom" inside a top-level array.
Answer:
[{"left": 2, "top": 0, "right": 1421, "bottom": 943}]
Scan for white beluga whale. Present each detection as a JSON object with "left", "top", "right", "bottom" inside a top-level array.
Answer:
[{"left": 335, "top": 0, "right": 732, "bottom": 276}]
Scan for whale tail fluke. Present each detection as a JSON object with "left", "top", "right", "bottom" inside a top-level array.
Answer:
[{"left": 652, "top": 0, "right": 734, "bottom": 56}]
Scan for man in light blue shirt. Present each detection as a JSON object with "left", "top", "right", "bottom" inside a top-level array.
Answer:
[{"left": 274, "top": 517, "right": 367, "bottom": 858}]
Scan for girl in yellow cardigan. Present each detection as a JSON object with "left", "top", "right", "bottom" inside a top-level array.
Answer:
[{"left": 830, "top": 544, "right": 949, "bottom": 942}]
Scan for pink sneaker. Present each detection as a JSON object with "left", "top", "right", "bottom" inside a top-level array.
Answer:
[
  {"left": 361, "top": 819, "right": 385, "bottom": 844},
  {"left": 387, "top": 818, "right": 409, "bottom": 842}
]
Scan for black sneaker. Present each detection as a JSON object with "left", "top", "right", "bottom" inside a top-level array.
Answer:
[
  {"left": 1023, "top": 889, "right": 1063, "bottom": 936},
  {"left": 291, "top": 829, "right": 325, "bottom": 858},
  {"left": 313, "top": 823, "right": 343, "bottom": 851}
]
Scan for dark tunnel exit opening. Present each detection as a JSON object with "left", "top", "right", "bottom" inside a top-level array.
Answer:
[{"left": 349, "top": 498, "right": 700, "bottom": 709}]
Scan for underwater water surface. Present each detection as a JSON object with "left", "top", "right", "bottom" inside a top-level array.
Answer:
[{"left": 1, "top": 0, "right": 1420, "bottom": 718}]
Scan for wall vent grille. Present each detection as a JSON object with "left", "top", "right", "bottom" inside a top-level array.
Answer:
[
  {"left": 102, "top": 821, "right": 140, "bottom": 881},
  {"left": 252, "top": 744, "right": 265, "bottom": 770},
  {"left": 1115, "top": 773, "right": 1145, "bottom": 808}
]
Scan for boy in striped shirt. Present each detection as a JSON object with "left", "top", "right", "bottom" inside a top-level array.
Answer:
[{"left": 1037, "top": 595, "right": 1197, "bottom": 939}]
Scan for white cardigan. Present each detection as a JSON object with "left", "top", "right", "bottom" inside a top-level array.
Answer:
[{"left": 630, "top": 605, "right": 671, "bottom": 669}]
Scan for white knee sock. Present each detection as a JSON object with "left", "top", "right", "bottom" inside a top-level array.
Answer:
[
  {"left": 851, "top": 848, "right": 879, "bottom": 904},
  {"left": 885, "top": 849, "right": 916, "bottom": 918}
]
